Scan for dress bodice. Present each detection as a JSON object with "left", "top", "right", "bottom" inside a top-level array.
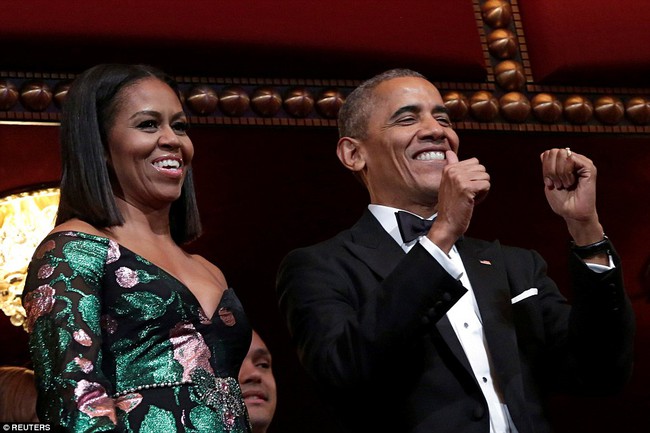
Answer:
[{"left": 23, "top": 231, "right": 252, "bottom": 432}]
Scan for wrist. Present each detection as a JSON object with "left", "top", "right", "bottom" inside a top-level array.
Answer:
[
  {"left": 566, "top": 218, "right": 604, "bottom": 246},
  {"left": 427, "top": 223, "right": 460, "bottom": 254},
  {"left": 570, "top": 234, "right": 611, "bottom": 260}
]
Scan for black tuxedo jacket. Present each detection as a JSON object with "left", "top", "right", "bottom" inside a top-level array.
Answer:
[{"left": 277, "top": 210, "right": 634, "bottom": 433}]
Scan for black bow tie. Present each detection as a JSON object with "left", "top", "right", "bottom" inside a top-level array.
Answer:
[{"left": 395, "top": 211, "right": 435, "bottom": 243}]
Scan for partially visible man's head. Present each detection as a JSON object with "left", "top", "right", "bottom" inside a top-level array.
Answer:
[{"left": 239, "top": 331, "right": 277, "bottom": 433}]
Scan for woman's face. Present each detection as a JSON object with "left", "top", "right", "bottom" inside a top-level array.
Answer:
[{"left": 106, "top": 77, "right": 193, "bottom": 211}]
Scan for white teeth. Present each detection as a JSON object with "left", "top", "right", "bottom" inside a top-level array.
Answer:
[
  {"left": 153, "top": 159, "right": 181, "bottom": 169},
  {"left": 415, "top": 151, "right": 445, "bottom": 161}
]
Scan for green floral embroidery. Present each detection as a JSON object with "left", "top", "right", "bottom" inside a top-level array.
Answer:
[
  {"left": 114, "top": 291, "right": 169, "bottom": 320},
  {"left": 140, "top": 406, "right": 176, "bottom": 433}
]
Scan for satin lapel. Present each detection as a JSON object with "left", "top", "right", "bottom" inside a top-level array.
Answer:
[
  {"left": 347, "top": 211, "right": 476, "bottom": 376},
  {"left": 456, "top": 238, "right": 527, "bottom": 412},
  {"left": 344, "top": 210, "right": 406, "bottom": 279},
  {"left": 435, "top": 314, "right": 475, "bottom": 375}
]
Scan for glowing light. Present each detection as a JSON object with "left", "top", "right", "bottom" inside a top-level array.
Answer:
[{"left": 0, "top": 188, "right": 59, "bottom": 329}]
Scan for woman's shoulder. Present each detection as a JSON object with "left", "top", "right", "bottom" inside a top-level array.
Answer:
[
  {"left": 37, "top": 219, "right": 113, "bottom": 252},
  {"left": 50, "top": 218, "right": 107, "bottom": 237},
  {"left": 29, "top": 220, "right": 114, "bottom": 284}
]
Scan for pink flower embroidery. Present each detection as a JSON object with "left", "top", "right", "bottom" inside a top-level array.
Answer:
[
  {"left": 73, "top": 329, "right": 93, "bottom": 347},
  {"left": 115, "top": 267, "right": 139, "bottom": 288},
  {"left": 37, "top": 264, "right": 55, "bottom": 279},
  {"left": 106, "top": 240, "right": 120, "bottom": 264},
  {"left": 74, "top": 380, "right": 117, "bottom": 424},
  {"left": 23, "top": 284, "right": 55, "bottom": 333},
  {"left": 198, "top": 308, "right": 212, "bottom": 325},
  {"left": 74, "top": 356, "right": 94, "bottom": 374},
  {"left": 169, "top": 322, "right": 214, "bottom": 381},
  {"left": 35, "top": 240, "right": 56, "bottom": 259},
  {"left": 115, "top": 393, "right": 142, "bottom": 413}
]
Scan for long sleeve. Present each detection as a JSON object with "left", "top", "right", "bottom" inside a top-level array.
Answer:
[
  {"left": 277, "top": 236, "right": 466, "bottom": 389},
  {"left": 500, "top": 244, "right": 634, "bottom": 396},
  {"left": 554, "top": 247, "right": 633, "bottom": 394},
  {"left": 23, "top": 232, "right": 123, "bottom": 432}
]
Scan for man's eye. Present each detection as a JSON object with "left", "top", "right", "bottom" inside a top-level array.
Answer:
[
  {"left": 137, "top": 120, "right": 158, "bottom": 130},
  {"left": 397, "top": 117, "right": 416, "bottom": 124},
  {"left": 436, "top": 117, "right": 452, "bottom": 127},
  {"left": 256, "top": 362, "right": 271, "bottom": 369}
]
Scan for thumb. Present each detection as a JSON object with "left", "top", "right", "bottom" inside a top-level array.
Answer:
[{"left": 446, "top": 150, "right": 459, "bottom": 164}]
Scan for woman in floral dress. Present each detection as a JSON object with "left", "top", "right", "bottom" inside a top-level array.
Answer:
[{"left": 22, "top": 64, "right": 252, "bottom": 433}]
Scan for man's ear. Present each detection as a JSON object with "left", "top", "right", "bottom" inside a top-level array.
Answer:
[{"left": 336, "top": 137, "right": 366, "bottom": 173}]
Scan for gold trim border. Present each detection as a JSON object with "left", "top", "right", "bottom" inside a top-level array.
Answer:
[{"left": 1, "top": 0, "right": 649, "bottom": 134}]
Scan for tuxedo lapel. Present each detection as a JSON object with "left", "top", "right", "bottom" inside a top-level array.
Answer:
[
  {"left": 342, "top": 212, "right": 528, "bottom": 415},
  {"left": 457, "top": 238, "right": 515, "bottom": 338},
  {"left": 457, "top": 238, "right": 530, "bottom": 430},
  {"left": 344, "top": 210, "right": 406, "bottom": 279},
  {"left": 435, "top": 314, "right": 475, "bottom": 376},
  {"left": 433, "top": 238, "right": 521, "bottom": 384},
  {"left": 346, "top": 211, "right": 477, "bottom": 378}
]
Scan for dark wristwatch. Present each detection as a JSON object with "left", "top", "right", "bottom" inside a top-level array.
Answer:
[{"left": 571, "top": 235, "right": 612, "bottom": 259}]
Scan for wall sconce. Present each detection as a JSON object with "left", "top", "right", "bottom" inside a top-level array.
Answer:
[{"left": 0, "top": 187, "right": 59, "bottom": 329}]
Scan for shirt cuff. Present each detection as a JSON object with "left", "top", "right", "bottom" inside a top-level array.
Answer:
[
  {"left": 585, "top": 254, "right": 615, "bottom": 273},
  {"left": 418, "top": 236, "right": 464, "bottom": 280}
]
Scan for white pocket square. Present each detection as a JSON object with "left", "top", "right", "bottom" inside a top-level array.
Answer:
[{"left": 511, "top": 288, "right": 538, "bottom": 304}]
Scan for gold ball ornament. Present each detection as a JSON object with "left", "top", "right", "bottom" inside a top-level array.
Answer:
[
  {"left": 251, "top": 87, "right": 282, "bottom": 117},
  {"left": 495, "top": 60, "right": 526, "bottom": 91},
  {"left": 283, "top": 87, "right": 314, "bottom": 118},
  {"left": 625, "top": 97, "right": 650, "bottom": 125},
  {"left": 0, "top": 80, "right": 19, "bottom": 110},
  {"left": 218, "top": 86, "right": 250, "bottom": 117},
  {"left": 531, "top": 93, "right": 563, "bottom": 123},
  {"left": 594, "top": 96, "right": 624, "bottom": 125},
  {"left": 470, "top": 91, "right": 499, "bottom": 121},
  {"left": 20, "top": 81, "right": 53, "bottom": 112},
  {"left": 315, "top": 88, "right": 344, "bottom": 119},
  {"left": 499, "top": 92, "right": 531, "bottom": 123},
  {"left": 53, "top": 81, "right": 72, "bottom": 109},
  {"left": 563, "top": 95, "right": 593, "bottom": 124},
  {"left": 443, "top": 91, "right": 469, "bottom": 121},
  {"left": 481, "top": 0, "right": 512, "bottom": 28},
  {"left": 186, "top": 85, "right": 219, "bottom": 115},
  {"left": 487, "top": 29, "right": 517, "bottom": 59}
]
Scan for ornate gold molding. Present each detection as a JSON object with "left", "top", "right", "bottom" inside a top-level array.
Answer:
[{"left": 1, "top": 0, "right": 648, "bottom": 133}]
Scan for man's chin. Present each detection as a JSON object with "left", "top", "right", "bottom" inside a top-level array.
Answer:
[{"left": 248, "top": 412, "right": 272, "bottom": 431}]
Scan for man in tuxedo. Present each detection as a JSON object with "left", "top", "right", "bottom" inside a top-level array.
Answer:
[{"left": 276, "top": 69, "right": 634, "bottom": 433}]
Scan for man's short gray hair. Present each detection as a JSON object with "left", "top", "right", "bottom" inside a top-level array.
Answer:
[{"left": 337, "top": 69, "right": 426, "bottom": 140}]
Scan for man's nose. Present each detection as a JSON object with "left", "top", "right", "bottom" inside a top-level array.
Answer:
[
  {"left": 418, "top": 115, "right": 445, "bottom": 139},
  {"left": 240, "top": 365, "right": 262, "bottom": 383}
]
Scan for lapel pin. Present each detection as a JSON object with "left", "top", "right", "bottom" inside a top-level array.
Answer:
[{"left": 479, "top": 259, "right": 492, "bottom": 266}]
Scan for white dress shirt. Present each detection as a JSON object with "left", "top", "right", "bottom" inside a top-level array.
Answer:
[{"left": 369, "top": 204, "right": 514, "bottom": 433}]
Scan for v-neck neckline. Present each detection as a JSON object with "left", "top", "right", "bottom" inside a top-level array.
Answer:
[{"left": 50, "top": 230, "right": 228, "bottom": 321}]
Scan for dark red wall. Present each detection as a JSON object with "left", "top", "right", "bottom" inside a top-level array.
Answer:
[{"left": 2, "top": 124, "right": 648, "bottom": 432}]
